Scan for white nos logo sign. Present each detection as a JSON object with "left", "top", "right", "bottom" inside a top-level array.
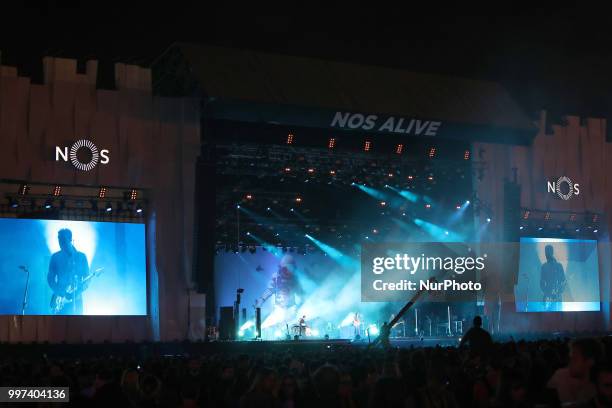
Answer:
[
  {"left": 55, "top": 139, "right": 110, "bottom": 171},
  {"left": 547, "top": 176, "right": 580, "bottom": 200}
]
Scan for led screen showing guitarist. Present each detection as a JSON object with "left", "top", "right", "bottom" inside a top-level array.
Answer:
[
  {"left": 47, "top": 228, "right": 90, "bottom": 314},
  {"left": 540, "top": 244, "right": 567, "bottom": 303}
]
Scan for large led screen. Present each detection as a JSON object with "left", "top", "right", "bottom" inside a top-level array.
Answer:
[
  {"left": 0, "top": 219, "right": 147, "bottom": 315},
  {"left": 515, "top": 237, "right": 600, "bottom": 312}
]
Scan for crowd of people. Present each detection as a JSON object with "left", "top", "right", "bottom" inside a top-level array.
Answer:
[{"left": 1, "top": 319, "right": 612, "bottom": 407}]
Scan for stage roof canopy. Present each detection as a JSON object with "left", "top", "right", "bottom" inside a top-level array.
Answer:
[{"left": 155, "top": 43, "right": 538, "bottom": 144}]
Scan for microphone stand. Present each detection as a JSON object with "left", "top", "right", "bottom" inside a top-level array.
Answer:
[{"left": 21, "top": 266, "right": 30, "bottom": 316}]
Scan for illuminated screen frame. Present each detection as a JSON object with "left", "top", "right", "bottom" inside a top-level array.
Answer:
[{"left": 0, "top": 217, "right": 149, "bottom": 316}]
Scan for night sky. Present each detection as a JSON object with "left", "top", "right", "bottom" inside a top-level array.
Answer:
[{"left": 2, "top": 5, "right": 612, "bottom": 120}]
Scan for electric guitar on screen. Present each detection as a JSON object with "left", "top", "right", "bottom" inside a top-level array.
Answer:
[{"left": 49, "top": 267, "right": 104, "bottom": 314}]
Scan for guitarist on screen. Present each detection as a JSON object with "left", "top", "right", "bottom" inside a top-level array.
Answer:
[
  {"left": 540, "top": 244, "right": 567, "bottom": 304},
  {"left": 47, "top": 228, "right": 90, "bottom": 315}
]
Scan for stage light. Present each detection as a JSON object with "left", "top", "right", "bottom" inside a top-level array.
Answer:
[
  {"left": 368, "top": 324, "right": 379, "bottom": 335},
  {"left": 274, "top": 329, "right": 283, "bottom": 338},
  {"left": 445, "top": 231, "right": 449, "bottom": 235},
  {"left": 245, "top": 194, "right": 253, "bottom": 200},
  {"left": 594, "top": 229, "right": 599, "bottom": 233},
  {"left": 238, "top": 330, "right": 245, "bottom": 337},
  {"left": 290, "top": 208, "right": 294, "bottom": 212},
  {"left": 519, "top": 226, "right": 524, "bottom": 230},
  {"left": 466, "top": 200, "right": 470, "bottom": 205},
  {"left": 129, "top": 189, "right": 138, "bottom": 201},
  {"left": 105, "top": 202, "right": 113, "bottom": 213},
  {"left": 428, "top": 147, "right": 436, "bottom": 158},
  {"left": 135, "top": 204, "right": 143, "bottom": 214},
  {"left": 307, "top": 168, "right": 315, "bottom": 174},
  {"left": 576, "top": 228, "right": 580, "bottom": 232},
  {"left": 246, "top": 231, "right": 250, "bottom": 236},
  {"left": 53, "top": 185, "right": 62, "bottom": 197},
  {"left": 464, "top": 150, "right": 470, "bottom": 160},
  {"left": 364, "top": 140, "right": 371, "bottom": 152},
  {"left": 17, "top": 183, "right": 29, "bottom": 196},
  {"left": 351, "top": 182, "right": 356, "bottom": 186},
  {"left": 328, "top": 138, "right": 336, "bottom": 149},
  {"left": 425, "top": 204, "right": 431, "bottom": 209},
  {"left": 380, "top": 201, "right": 386, "bottom": 207},
  {"left": 407, "top": 175, "right": 414, "bottom": 180},
  {"left": 372, "top": 229, "right": 378, "bottom": 234},
  {"left": 284, "top": 167, "right": 291, "bottom": 173},
  {"left": 9, "top": 198, "right": 18, "bottom": 208},
  {"left": 456, "top": 205, "right": 461, "bottom": 210},
  {"left": 286, "top": 133, "right": 294, "bottom": 144},
  {"left": 329, "top": 170, "right": 336, "bottom": 175},
  {"left": 44, "top": 199, "right": 53, "bottom": 209},
  {"left": 98, "top": 187, "right": 107, "bottom": 199},
  {"left": 266, "top": 207, "right": 271, "bottom": 211},
  {"left": 402, "top": 212, "right": 406, "bottom": 216},
  {"left": 486, "top": 218, "right": 491, "bottom": 223},
  {"left": 295, "top": 197, "right": 302, "bottom": 203},
  {"left": 236, "top": 204, "right": 240, "bottom": 209},
  {"left": 538, "top": 227, "right": 543, "bottom": 231},
  {"left": 365, "top": 236, "right": 369, "bottom": 240},
  {"left": 427, "top": 175, "right": 434, "bottom": 181},
  {"left": 396, "top": 144, "right": 403, "bottom": 154}
]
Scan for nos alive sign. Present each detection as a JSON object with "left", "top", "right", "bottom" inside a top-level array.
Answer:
[
  {"left": 330, "top": 111, "right": 442, "bottom": 136},
  {"left": 206, "top": 99, "right": 535, "bottom": 145}
]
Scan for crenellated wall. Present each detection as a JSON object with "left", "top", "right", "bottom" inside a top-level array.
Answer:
[
  {"left": 0, "top": 57, "right": 200, "bottom": 342},
  {"left": 474, "top": 111, "right": 612, "bottom": 334}
]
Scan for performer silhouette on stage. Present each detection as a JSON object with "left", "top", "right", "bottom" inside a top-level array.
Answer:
[
  {"left": 47, "top": 229, "right": 90, "bottom": 314},
  {"left": 540, "top": 244, "right": 566, "bottom": 303}
]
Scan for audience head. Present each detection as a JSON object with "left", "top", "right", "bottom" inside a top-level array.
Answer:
[
  {"left": 591, "top": 361, "right": 612, "bottom": 406},
  {"left": 570, "top": 338, "right": 604, "bottom": 378}
]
